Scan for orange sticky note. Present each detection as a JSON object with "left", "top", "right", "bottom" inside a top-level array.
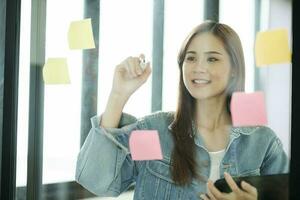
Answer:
[
  {"left": 68, "top": 18, "right": 95, "bottom": 50},
  {"left": 230, "top": 91, "right": 268, "bottom": 127},
  {"left": 255, "top": 28, "right": 291, "bottom": 66},
  {"left": 43, "top": 58, "right": 71, "bottom": 84},
  {"left": 129, "top": 130, "right": 163, "bottom": 161}
]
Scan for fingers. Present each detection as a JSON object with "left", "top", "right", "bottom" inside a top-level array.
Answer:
[
  {"left": 241, "top": 181, "right": 258, "bottom": 196},
  {"left": 207, "top": 188, "right": 216, "bottom": 200},
  {"left": 207, "top": 179, "right": 225, "bottom": 199},
  {"left": 122, "top": 54, "right": 149, "bottom": 78},
  {"left": 124, "top": 58, "right": 135, "bottom": 78},
  {"left": 142, "top": 62, "right": 151, "bottom": 75},
  {"left": 224, "top": 172, "right": 242, "bottom": 195},
  {"left": 223, "top": 173, "right": 258, "bottom": 199},
  {"left": 200, "top": 194, "right": 210, "bottom": 200},
  {"left": 127, "top": 57, "right": 141, "bottom": 77},
  {"left": 202, "top": 178, "right": 254, "bottom": 200}
]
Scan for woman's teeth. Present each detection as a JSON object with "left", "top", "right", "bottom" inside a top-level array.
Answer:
[{"left": 193, "top": 79, "right": 210, "bottom": 84}]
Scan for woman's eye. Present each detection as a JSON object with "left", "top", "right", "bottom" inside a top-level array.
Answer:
[
  {"left": 185, "top": 56, "right": 196, "bottom": 62},
  {"left": 207, "top": 57, "right": 218, "bottom": 63}
]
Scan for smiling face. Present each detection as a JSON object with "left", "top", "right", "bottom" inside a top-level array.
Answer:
[{"left": 182, "top": 33, "right": 232, "bottom": 101}]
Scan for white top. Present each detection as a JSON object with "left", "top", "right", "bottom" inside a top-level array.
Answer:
[{"left": 208, "top": 149, "right": 226, "bottom": 182}]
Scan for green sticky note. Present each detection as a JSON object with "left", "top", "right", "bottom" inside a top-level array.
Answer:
[
  {"left": 43, "top": 58, "right": 71, "bottom": 84},
  {"left": 255, "top": 28, "right": 291, "bottom": 66},
  {"left": 68, "top": 18, "right": 95, "bottom": 50}
]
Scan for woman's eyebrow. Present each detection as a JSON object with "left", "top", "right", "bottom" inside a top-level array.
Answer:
[
  {"left": 186, "top": 50, "right": 222, "bottom": 55},
  {"left": 204, "top": 51, "right": 222, "bottom": 55},
  {"left": 186, "top": 51, "right": 197, "bottom": 54}
]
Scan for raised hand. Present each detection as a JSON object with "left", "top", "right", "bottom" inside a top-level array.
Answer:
[{"left": 111, "top": 54, "right": 151, "bottom": 99}]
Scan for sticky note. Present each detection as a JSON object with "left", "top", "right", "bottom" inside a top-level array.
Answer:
[
  {"left": 43, "top": 58, "right": 71, "bottom": 84},
  {"left": 68, "top": 18, "right": 95, "bottom": 50},
  {"left": 230, "top": 91, "right": 267, "bottom": 127},
  {"left": 129, "top": 130, "right": 163, "bottom": 160},
  {"left": 255, "top": 28, "right": 291, "bottom": 66}
]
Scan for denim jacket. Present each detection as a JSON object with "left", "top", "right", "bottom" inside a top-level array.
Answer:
[{"left": 75, "top": 111, "right": 289, "bottom": 200}]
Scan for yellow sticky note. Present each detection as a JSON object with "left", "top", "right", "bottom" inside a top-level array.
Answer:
[
  {"left": 68, "top": 18, "right": 95, "bottom": 50},
  {"left": 255, "top": 28, "right": 291, "bottom": 66},
  {"left": 43, "top": 58, "right": 71, "bottom": 84}
]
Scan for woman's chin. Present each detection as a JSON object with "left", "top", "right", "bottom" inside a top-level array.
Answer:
[
  {"left": 191, "top": 92, "right": 226, "bottom": 101},
  {"left": 191, "top": 93, "right": 212, "bottom": 100}
]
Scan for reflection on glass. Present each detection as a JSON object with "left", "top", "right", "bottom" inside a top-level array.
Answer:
[{"left": 220, "top": 0, "right": 291, "bottom": 158}]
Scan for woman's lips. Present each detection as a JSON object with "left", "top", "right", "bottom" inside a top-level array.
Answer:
[{"left": 192, "top": 79, "right": 211, "bottom": 85}]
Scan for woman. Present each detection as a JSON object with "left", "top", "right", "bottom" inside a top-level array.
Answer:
[{"left": 75, "top": 21, "right": 289, "bottom": 200}]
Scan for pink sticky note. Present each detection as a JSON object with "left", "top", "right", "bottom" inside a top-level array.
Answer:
[
  {"left": 129, "top": 130, "right": 163, "bottom": 161},
  {"left": 231, "top": 91, "right": 268, "bottom": 127}
]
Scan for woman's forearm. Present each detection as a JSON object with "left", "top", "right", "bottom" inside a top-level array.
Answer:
[{"left": 100, "top": 92, "right": 130, "bottom": 128}]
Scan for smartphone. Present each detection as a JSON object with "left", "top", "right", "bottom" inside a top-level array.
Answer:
[{"left": 214, "top": 173, "right": 289, "bottom": 200}]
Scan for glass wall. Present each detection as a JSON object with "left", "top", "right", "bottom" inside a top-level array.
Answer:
[
  {"left": 220, "top": 0, "right": 292, "bottom": 157},
  {"left": 13, "top": 0, "right": 292, "bottom": 199}
]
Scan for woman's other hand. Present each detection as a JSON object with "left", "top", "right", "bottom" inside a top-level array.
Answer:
[{"left": 200, "top": 172, "right": 258, "bottom": 200}]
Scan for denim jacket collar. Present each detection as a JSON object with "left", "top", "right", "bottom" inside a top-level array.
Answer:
[
  {"left": 168, "top": 119, "right": 260, "bottom": 150},
  {"left": 167, "top": 119, "right": 260, "bottom": 136}
]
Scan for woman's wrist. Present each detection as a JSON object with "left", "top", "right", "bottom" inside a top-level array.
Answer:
[
  {"left": 100, "top": 91, "right": 130, "bottom": 128},
  {"left": 109, "top": 90, "right": 130, "bottom": 106}
]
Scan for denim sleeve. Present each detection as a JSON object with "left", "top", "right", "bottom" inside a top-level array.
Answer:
[
  {"left": 75, "top": 113, "right": 144, "bottom": 197},
  {"left": 260, "top": 136, "right": 290, "bottom": 175}
]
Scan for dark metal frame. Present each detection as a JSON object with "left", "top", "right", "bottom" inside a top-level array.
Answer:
[
  {"left": 17, "top": 181, "right": 95, "bottom": 199},
  {"left": 204, "top": 0, "right": 219, "bottom": 22},
  {"left": 0, "top": 0, "right": 6, "bottom": 195},
  {"left": 289, "top": 0, "right": 300, "bottom": 198},
  {"left": 80, "top": 0, "right": 100, "bottom": 146},
  {"left": 26, "top": 0, "right": 47, "bottom": 199},
  {"left": 0, "top": 0, "right": 21, "bottom": 199}
]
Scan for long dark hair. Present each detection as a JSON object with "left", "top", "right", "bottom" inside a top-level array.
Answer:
[{"left": 170, "top": 21, "right": 245, "bottom": 186}]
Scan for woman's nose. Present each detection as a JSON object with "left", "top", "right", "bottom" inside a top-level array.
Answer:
[{"left": 194, "top": 59, "right": 208, "bottom": 73}]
